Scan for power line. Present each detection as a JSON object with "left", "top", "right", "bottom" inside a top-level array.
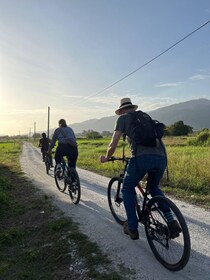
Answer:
[{"left": 74, "top": 20, "right": 210, "bottom": 105}]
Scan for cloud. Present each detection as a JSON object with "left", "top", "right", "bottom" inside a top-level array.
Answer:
[
  {"left": 62, "top": 95, "right": 86, "bottom": 98},
  {"left": 155, "top": 82, "right": 183, "bottom": 88},
  {"left": 189, "top": 74, "right": 210, "bottom": 80}
]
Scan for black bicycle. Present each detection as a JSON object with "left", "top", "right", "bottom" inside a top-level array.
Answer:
[
  {"left": 54, "top": 157, "right": 81, "bottom": 204},
  {"left": 44, "top": 152, "right": 53, "bottom": 175},
  {"left": 107, "top": 156, "right": 191, "bottom": 271}
]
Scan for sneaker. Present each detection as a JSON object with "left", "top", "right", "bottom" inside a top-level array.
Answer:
[
  {"left": 115, "top": 194, "right": 123, "bottom": 203},
  {"left": 168, "top": 220, "right": 182, "bottom": 239},
  {"left": 123, "top": 221, "right": 139, "bottom": 240}
]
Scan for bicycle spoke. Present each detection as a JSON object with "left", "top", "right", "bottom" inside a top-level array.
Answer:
[
  {"left": 145, "top": 196, "right": 190, "bottom": 271},
  {"left": 108, "top": 177, "right": 127, "bottom": 225},
  {"left": 68, "top": 168, "right": 81, "bottom": 204},
  {"left": 54, "top": 164, "right": 67, "bottom": 192}
]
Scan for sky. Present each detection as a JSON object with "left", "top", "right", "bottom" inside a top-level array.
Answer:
[{"left": 0, "top": 0, "right": 210, "bottom": 136}]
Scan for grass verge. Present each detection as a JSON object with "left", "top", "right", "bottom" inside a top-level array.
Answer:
[{"left": 0, "top": 142, "right": 132, "bottom": 280}]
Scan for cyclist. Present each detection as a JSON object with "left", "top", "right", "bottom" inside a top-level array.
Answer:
[
  {"left": 48, "top": 119, "right": 78, "bottom": 176},
  {"left": 39, "top": 132, "right": 52, "bottom": 165},
  {"left": 100, "top": 97, "right": 181, "bottom": 240}
]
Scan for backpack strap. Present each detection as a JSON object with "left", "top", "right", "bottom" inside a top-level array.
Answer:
[
  {"left": 59, "top": 127, "right": 67, "bottom": 138},
  {"left": 59, "top": 128, "right": 77, "bottom": 147}
]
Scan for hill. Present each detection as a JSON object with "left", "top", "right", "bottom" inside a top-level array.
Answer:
[
  {"left": 148, "top": 98, "right": 210, "bottom": 130},
  {"left": 52, "top": 98, "right": 210, "bottom": 134}
]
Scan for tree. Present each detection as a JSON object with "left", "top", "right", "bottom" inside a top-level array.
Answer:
[
  {"left": 86, "top": 130, "right": 102, "bottom": 139},
  {"left": 101, "top": 131, "right": 112, "bottom": 137},
  {"left": 167, "top": 121, "right": 193, "bottom": 136},
  {"left": 32, "top": 133, "right": 41, "bottom": 139}
]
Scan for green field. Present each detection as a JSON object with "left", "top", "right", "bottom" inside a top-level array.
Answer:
[{"left": 75, "top": 137, "right": 210, "bottom": 208}]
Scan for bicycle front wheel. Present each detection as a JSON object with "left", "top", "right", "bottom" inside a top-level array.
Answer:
[
  {"left": 144, "top": 196, "right": 191, "bottom": 271},
  {"left": 107, "top": 177, "right": 127, "bottom": 225},
  {"left": 54, "top": 165, "right": 67, "bottom": 192},
  {"left": 68, "top": 168, "right": 81, "bottom": 204}
]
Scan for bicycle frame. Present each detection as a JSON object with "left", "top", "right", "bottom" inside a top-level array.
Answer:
[{"left": 108, "top": 156, "right": 162, "bottom": 225}]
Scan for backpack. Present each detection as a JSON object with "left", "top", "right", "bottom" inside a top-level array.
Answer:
[{"left": 128, "top": 110, "right": 165, "bottom": 147}]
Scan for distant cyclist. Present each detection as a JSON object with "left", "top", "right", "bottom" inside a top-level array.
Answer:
[
  {"left": 39, "top": 133, "right": 52, "bottom": 165},
  {"left": 48, "top": 119, "right": 78, "bottom": 175}
]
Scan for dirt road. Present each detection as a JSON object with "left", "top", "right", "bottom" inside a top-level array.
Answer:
[{"left": 20, "top": 142, "right": 210, "bottom": 280}]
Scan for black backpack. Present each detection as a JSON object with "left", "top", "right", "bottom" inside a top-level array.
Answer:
[{"left": 127, "top": 110, "right": 165, "bottom": 147}]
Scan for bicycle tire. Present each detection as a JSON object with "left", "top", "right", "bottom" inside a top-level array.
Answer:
[
  {"left": 107, "top": 177, "right": 127, "bottom": 225},
  {"left": 45, "top": 156, "right": 51, "bottom": 175},
  {"left": 68, "top": 168, "right": 81, "bottom": 204},
  {"left": 54, "top": 164, "right": 67, "bottom": 192},
  {"left": 144, "top": 195, "right": 191, "bottom": 271}
]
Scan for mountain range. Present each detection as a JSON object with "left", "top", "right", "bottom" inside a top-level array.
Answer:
[{"left": 54, "top": 98, "right": 210, "bottom": 134}]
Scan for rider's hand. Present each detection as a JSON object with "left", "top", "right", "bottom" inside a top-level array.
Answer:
[
  {"left": 100, "top": 156, "right": 108, "bottom": 163},
  {"left": 48, "top": 149, "right": 52, "bottom": 155}
]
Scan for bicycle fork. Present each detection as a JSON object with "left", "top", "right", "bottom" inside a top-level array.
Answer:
[{"left": 115, "top": 177, "right": 123, "bottom": 204}]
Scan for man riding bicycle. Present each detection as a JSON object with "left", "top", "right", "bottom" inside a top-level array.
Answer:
[
  {"left": 48, "top": 119, "right": 78, "bottom": 176},
  {"left": 100, "top": 97, "right": 181, "bottom": 240},
  {"left": 39, "top": 132, "right": 52, "bottom": 165}
]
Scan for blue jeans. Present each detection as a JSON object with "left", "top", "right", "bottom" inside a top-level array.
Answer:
[{"left": 122, "top": 154, "right": 167, "bottom": 231}]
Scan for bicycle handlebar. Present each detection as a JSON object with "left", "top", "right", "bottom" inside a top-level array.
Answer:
[{"left": 107, "top": 156, "right": 130, "bottom": 162}]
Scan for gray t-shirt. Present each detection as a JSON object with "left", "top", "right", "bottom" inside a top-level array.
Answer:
[{"left": 114, "top": 112, "right": 166, "bottom": 158}]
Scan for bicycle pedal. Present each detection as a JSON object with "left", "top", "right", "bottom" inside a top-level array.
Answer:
[{"left": 116, "top": 197, "right": 123, "bottom": 203}]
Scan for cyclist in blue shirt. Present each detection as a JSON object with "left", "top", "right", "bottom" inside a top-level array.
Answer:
[{"left": 48, "top": 119, "right": 78, "bottom": 175}]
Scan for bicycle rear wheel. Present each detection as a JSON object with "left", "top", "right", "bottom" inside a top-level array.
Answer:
[
  {"left": 68, "top": 168, "right": 81, "bottom": 204},
  {"left": 144, "top": 196, "right": 191, "bottom": 271},
  {"left": 107, "top": 177, "right": 127, "bottom": 225},
  {"left": 45, "top": 156, "right": 51, "bottom": 175},
  {"left": 54, "top": 164, "right": 67, "bottom": 192}
]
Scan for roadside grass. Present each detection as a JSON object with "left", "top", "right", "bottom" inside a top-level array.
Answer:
[
  {"left": 166, "top": 146, "right": 210, "bottom": 207},
  {"left": 0, "top": 142, "right": 132, "bottom": 280}
]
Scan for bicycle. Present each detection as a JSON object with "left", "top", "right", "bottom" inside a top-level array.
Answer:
[
  {"left": 54, "top": 157, "right": 81, "bottom": 204},
  {"left": 44, "top": 152, "right": 53, "bottom": 175},
  {"left": 107, "top": 156, "right": 191, "bottom": 271}
]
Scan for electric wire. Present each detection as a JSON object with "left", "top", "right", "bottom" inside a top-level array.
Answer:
[{"left": 73, "top": 20, "right": 210, "bottom": 106}]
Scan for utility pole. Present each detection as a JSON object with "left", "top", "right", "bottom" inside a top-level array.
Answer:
[
  {"left": 34, "top": 122, "right": 36, "bottom": 141},
  {"left": 47, "top": 106, "right": 50, "bottom": 138}
]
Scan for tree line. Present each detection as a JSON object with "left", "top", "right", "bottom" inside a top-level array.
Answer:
[
  {"left": 80, "top": 120, "right": 193, "bottom": 139},
  {"left": 1, "top": 121, "right": 210, "bottom": 146}
]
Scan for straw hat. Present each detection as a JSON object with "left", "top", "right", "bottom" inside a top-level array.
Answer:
[{"left": 115, "top": 97, "right": 138, "bottom": 115}]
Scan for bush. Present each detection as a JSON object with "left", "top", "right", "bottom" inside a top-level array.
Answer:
[{"left": 188, "top": 129, "right": 210, "bottom": 146}]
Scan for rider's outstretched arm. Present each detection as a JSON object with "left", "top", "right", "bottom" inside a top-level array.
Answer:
[{"left": 100, "top": 131, "right": 122, "bottom": 162}]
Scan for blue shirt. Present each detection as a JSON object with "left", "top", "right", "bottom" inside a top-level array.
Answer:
[{"left": 49, "top": 127, "right": 77, "bottom": 149}]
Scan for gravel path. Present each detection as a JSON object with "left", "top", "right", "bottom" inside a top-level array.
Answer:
[{"left": 20, "top": 142, "right": 210, "bottom": 280}]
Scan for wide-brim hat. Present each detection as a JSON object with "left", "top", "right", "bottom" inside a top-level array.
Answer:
[{"left": 115, "top": 97, "right": 138, "bottom": 115}]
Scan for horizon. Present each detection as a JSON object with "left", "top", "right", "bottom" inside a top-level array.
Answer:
[
  {"left": 1, "top": 97, "right": 209, "bottom": 137},
  {"left": 0, "top": 1, "right": 210, "bottom": 136}
]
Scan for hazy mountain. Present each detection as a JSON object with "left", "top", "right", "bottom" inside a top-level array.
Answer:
[
  {"left": 70, "top": 115, "right": 118, "bottom": 134},
  {"left": 60, "top": 98, "right": 210, "bottom": 134},
  {"left": 148, "top": 98, "right": 210, "bottom": 130}
]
